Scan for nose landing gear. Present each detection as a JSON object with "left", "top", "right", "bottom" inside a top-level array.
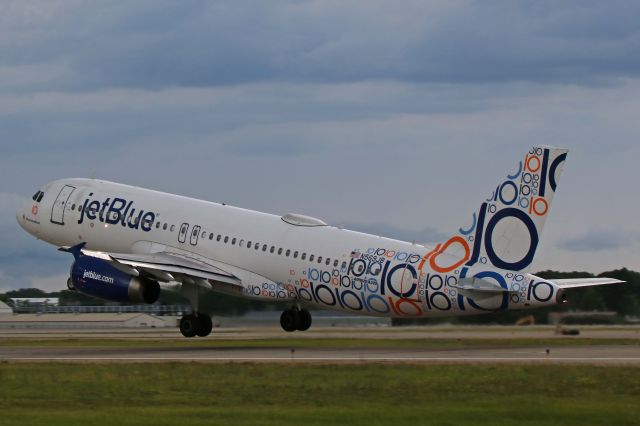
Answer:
[
  {"left": 280, "top": 308, "right": 312, "bottom": 332},
  {"left": 179, "top": 313, "right": 213, "bottom": 338}
]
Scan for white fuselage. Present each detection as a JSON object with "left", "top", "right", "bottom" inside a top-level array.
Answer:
[{"left": 17, "top": 178, "right": 561, "bottom": 318}]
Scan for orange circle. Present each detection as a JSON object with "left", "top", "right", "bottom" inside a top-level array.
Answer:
[
  {"left": 429, "top": 236, "right": 471, "bottom": 273},
  {"left": 532, "top": 198, "right": 548, "bottom": 216},
  {"left": 526, "top": 155, "right": 541, "bottom": 172},
  {"left": 394, "top": 298, "right": 422, "bottom": 317}
]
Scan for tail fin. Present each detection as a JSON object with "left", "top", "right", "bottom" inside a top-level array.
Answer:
[{"left": 454, "top": 146, "right": 568, "bottom": 272}]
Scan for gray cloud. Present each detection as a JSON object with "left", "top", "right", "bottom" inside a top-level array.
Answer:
[
  {"left": 1, "top": 1, "right": 640, "bottom": 290},
  {"left": 559, "top": 230, "right": 640, "bottom": 252},
  {"left": 2, "top": 1, "right": 640, "bottom": 92}
]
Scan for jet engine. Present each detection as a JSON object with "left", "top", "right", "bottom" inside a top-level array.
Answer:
[{"left": 67, "top": 250, "right": 160, "bottom": 304}]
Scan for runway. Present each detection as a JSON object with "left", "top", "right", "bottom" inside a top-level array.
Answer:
[
  {"left": 2, "top": 344, "right": 640, "bottom": 364},
  {"left": 1, "top": 326, "right": 639, "bottom": 364},
  {"left": 1, "top": 324, "right": 639, "bottom": 340}
]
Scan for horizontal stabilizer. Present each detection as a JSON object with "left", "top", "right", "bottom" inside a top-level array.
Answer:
[
  {"left": 450, "top": 277, "right": 515, "bottom": 301},
  {"left": 452, "top": 277, "right": 514, "bottom": 293},
  {"left": 553, "top": 278, "right": 625, "bottom": 289}
]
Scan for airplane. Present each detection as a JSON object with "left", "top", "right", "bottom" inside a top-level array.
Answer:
[{"left": 16, "top": 146, "right": 624, "bottom": 337}]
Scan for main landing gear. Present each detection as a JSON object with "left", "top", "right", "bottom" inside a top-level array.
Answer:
[
  {"left": 280, "top": 307, "right": 312, "bottom": 332},
  {"left": 179, "top": 313, "right": 213, "bottom": 338}
]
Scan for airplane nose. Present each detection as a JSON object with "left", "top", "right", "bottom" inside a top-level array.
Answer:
[
  {"left": 16, "top": 205, "right": 25, "bottom": 228},
  {"left": 16, "top": 199, "right": 31, "bottom": 231}
]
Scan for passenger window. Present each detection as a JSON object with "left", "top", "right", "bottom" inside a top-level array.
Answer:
[
  {"left": 294, "top": 251, "right": 299, "bottom": 259},
  {"left": 192, "top": 229, "right": 198, "bottom": 237},
  {"left": 317, "top": 256, "right": 323, "bottom": 264},
  {"left": 247, "top": 241, "right": 252, "bottom": 248},
  {"left": 239, "top": 239, "right": 244, "bottom": 247},
  {"left": 334, "top": 259, "right": 339, "bottom": 267},
  {"left": 262, "top": 244, "right": 267, "bottom": 252},
  {"left": 224, "top": 236, "right": 229, "bottom": 243},
  {"left": 202, "top": 231, "right": 206, "bottom": 238},
  {"left": 163, "top": 223, "right": 168, "bottom": 230},
  {"left": 270, "top": 246, "right": 275, "bottom": 253},
  {"left": 78, "top": 205, "right": 83, "bottom": 212},
  {"left": 209, "top": 233, "right": 214, "bottom": 240},
  {"left": 277, "top": 248, "right": 283, "bottom": 255},
  {"left": 232, "top": 238, "right": 237, "bottom": 245},
  {"left": 301, "top": 253, "right": 306, "bottom": 260},
  {"left": 326, "top": 258, "right": 330, "bottom": 265},
  {"left": 255, "top": 243, "right": 260, "bottom": 250},
  {"left": 170, "top": 225, "right": 175, "bottom": 232},
  {"left": 341, "top": 261, "right": 347, "bottom": 269},
  {"left": 156, "top": 222, "right": 161, "bottom": 229},
  {"left": 71, "top": 204, "right": 76, "bottom": 210},
  {"left": 217, "top": 235, "right": 222, "bottom": 242},
  {"left": 286, "top": 249, "right": 291, "bottom": 257},
  {"left": 309, "top": 255, "right": 314, "bottom": 262}
]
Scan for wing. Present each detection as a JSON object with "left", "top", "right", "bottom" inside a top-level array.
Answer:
[
  {"left": 60, "top": 245, "right": 242, "bottom": 290},
  {"left": 552, "top": 278, "right": 625, "bottom": 289}
]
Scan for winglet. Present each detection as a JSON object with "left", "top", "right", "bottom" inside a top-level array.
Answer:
[{"left": 58, "top": 242, "right": 87, "bottom": 260}]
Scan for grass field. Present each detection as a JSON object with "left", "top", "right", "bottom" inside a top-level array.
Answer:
[{"left": 0, "top": 363, "right": 638, "bottom": 426}]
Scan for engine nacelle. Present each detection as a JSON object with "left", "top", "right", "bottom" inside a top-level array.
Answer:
[{"left": 69, "top": 255, "right": 160, "bottom": 304}]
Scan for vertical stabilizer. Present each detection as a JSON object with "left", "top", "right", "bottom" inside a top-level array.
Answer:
[{"left": 435, "top": 147, "right": 568, "bottom": 273}]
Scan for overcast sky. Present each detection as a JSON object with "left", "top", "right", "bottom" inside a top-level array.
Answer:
[{"left": 1, "top": 0, "right": 639, "bottom": 292}]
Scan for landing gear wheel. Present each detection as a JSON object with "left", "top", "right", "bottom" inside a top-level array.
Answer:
[
  {"left": 280, "top": 309, "right": 298, "bottom": 332},
  {"left": 296, "top": 309, "right": 312, "bottom": 331},
  {"left": 179, "top": 314, "right": 198, "bottom": 338},
  {"left": 66, "top": 277, "right": 74, "bottom": 290},
  {"left": 196, "top": 314, "right": 213, "bottom": 337}
]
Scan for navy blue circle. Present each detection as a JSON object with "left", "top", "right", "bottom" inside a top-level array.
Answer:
[
  {"left": 314, "top": 284, "right": 336, "bottom": 306},
  {"left": 467, "top": 271, "right": 508, "bottom": 311},
  {"left": 532, "top": 281, "right": 554, "bottom": 302},
  {"left": 298, "top": 288, "right": 313, "bottom": 302},
  {"left": 429, "top": 292, "right": 451, "bottom": 311},
  {"left": 484, "top": 208, "right": 539, "bottom": 271},
  {"left": 429, "top": 274, "right": 443, "bottom": 290},
  {"left": 499, "top": 181, "right": 518, "bottom": 205},
  {"left": 341, "top": 290, "right": 363, "bottom": 311},
  {"left": 351, "top": 259, "right": 366, "bottom": 277}
]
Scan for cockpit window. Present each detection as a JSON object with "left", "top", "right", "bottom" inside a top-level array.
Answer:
[{"left": 32, "top": 191, "right": 45, "bottom": 203}]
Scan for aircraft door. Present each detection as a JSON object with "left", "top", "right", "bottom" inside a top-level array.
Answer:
[
  {"left": 190, "top": 225, "right": 201, "bottom": 245},
  {"left": 178, "top": 223, "right": 189, "bottom": 244},
  {"left": 50, "top": 185, "right": 76, "bottom": 225}
]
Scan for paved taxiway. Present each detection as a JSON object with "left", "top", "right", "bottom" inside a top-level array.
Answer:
[
  {"left": 1, "top": 324, "right": 639, "bottom": 340},
  {"left": 2, "top": 344, "right": 639, "bottom": 364},
  {"left": 1, "top": 326, "right": 638, "bottom": 364}
]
